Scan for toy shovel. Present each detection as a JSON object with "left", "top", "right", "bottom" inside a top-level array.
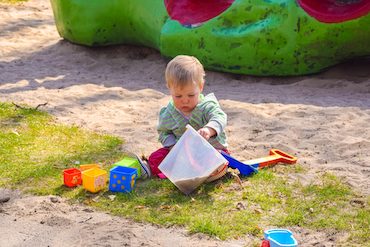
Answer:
[{"left": 221, "top": 149, "right": 297, "bottom": 176}]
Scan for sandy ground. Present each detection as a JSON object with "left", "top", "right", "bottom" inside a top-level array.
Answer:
[{"left": 0, "top": 0, "right": 369, "bottom": 246}]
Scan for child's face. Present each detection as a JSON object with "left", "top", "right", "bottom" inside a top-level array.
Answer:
[{"left": 170, "top": 82, "right": 203, "bottom": 116}]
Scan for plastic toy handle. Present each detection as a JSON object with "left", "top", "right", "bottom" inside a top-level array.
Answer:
[
  {"left": 244, "top": 149, "right": 297, "bottom": 168},
  {"left": 257, "top": 149, "right": 297, "bottom": 168},
  {"left": 269, "top": 149, "right": 297, "bottom": 164}
]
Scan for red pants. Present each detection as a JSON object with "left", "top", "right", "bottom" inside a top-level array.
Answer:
[
  {"left": 148, "top": 147, "right": 230, "bottom": 177},
  {"left": 148, "top": 147, "right": 171, "bottom": 177}
]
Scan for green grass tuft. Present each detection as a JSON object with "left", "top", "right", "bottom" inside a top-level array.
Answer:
[{"left": 0, "top": 0, "right": 27, "bottom": 3}]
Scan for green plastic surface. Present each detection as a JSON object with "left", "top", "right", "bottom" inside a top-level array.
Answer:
[
  {"left": 50, "top": 0, "right": 370, "bottom": 76},
  {"left": 114, "top": 157, "right": 141, "bottom": 178}
]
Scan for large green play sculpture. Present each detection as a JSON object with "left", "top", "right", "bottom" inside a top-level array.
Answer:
[{"left": 50, "top": 0, "right": 370, "bottom": 76}]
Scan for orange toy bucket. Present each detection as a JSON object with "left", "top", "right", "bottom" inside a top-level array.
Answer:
[
  {"left": 63, "top": 168, "right": 82, "bottom": 187},
  {"left": 79, "top": 164, "right": 100, "bottom": 171}
]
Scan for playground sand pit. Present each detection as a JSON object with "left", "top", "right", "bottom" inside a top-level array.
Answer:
[{"left": 0, "top": 0, "right": 369, "bottom": 246}]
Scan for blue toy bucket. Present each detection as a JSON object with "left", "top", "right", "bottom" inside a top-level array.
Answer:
[
  {"left": 109, "top": 166, "right": 138, "bottom": 193},
  {"left": 264, "top": 229, "right": 298, "bottom": 247},
  {"left": 221, "top": 151, "right": 258, "bottom": 176}
]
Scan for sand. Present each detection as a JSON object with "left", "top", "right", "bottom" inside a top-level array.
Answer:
[{"left": 0, "top": 0, "right": 369, "bottom": 246}]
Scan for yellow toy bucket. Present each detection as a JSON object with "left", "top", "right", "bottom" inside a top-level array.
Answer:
[{"left": 82, "top": 167, "right": 107, "bottom": 193}]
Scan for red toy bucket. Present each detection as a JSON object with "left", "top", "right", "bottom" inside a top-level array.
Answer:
[{"left": 63, "top": 168, "right": 82, "bottom": 187}]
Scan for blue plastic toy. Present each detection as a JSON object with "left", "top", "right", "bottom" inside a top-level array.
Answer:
[
  {"left": 109, "top": 166, "right": 138, "bottom": 193},
  {"left": 221, "top": 151, "right": 258, "bottom": 176},
  {"left": 221, "top": 149, "right": 297, "bottom": 176},
  {"left": 264, "top": 229, "right": 298, "bottom": 247}
]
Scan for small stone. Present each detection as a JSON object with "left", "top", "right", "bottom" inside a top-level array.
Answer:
[
  {"left": 0, "top": 196, "right": 10, "bottom": 203},
  {"left": 82, "top": 208, "right": 94, "bottom": 213},
  {"left": 236, "top": 202, "right": 246, "bottom": 210},
  {"left": 254, "top": 209, "right": 263, "bottom": 214},
  {"left": 350, "top": 198, "right": 365, "bottom": 208},
  {"left": 50, "top": 197, "right": 59, "bottom": 203},
  {"left": 92, "top": 196, "right": 100, "bottom": 202},
  {"left": 108, "top": 195, "right": 116, "bottom": 201}
]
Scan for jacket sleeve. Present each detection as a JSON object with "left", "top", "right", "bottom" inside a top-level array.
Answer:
[
  {"left": 203, "top": 101, "right": 227, "bottom": 136},
  {"left": 157, "top": 107, "right": 176, "bottom": 147}
]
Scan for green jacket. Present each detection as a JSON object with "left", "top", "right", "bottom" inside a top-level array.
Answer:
[{"left": 157, "top": 93, "right": 228, "bottom": 149}]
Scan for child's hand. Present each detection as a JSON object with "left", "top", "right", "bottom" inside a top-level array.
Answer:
[{"left": 198, "top": 127, "right": 216, "bottom": 140}]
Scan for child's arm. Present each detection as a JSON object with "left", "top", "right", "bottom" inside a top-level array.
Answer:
[
  {"left": 198, "top": 126, "right": 216, "bottom": 140},
  {"left": 158, "top": 130, "right": 176, "bottom": 148},
  {"left": 157, "top": 107, "right": 177, "bottom": 148},
  {"left": 199, "top": 100, "right": 227, "bottom": 139}
]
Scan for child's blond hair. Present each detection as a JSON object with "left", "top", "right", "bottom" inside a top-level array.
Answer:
[{"left": 165, "top": 55, "right": 205, "bottom": 89}]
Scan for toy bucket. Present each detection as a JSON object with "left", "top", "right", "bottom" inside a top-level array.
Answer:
[
  {"left": 79, "top": 164, "right": 100, "bottom": 171},
  {"left": 109, "top": 166, "right": 138, "bottom": 193},
  {"left": 114, "top": 157, "right": 141, "bottom": 178},
  {"left": 82, "top": 167, "right": 107, "bottom": 193},
  {"left": 264, "top": 229, "right": 298, "bottom": 247},
  {"left": 63, "top": 168, "right": 82, "bottom": 187}
]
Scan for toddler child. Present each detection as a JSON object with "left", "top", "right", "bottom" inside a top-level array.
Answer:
[{"left": 148, "top": 55, "right": 229, "bottom": 180}]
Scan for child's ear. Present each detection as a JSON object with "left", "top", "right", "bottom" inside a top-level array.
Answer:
[{"left": 199, "top": 83, "right": 204, "bottom": 92}]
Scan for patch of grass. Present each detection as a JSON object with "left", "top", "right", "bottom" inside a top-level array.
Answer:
[
  {"left": 0, "top": 0, "right": 27, "bottom": 4},
  {"left": 0, "top": 102, "right": 369, "bottom": 245},
  {"left": 86, "top": 169, "right": 369, "bottom": 244},
  {"left": 0, "top": 102, "right": 123, "bottom": 194}
]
